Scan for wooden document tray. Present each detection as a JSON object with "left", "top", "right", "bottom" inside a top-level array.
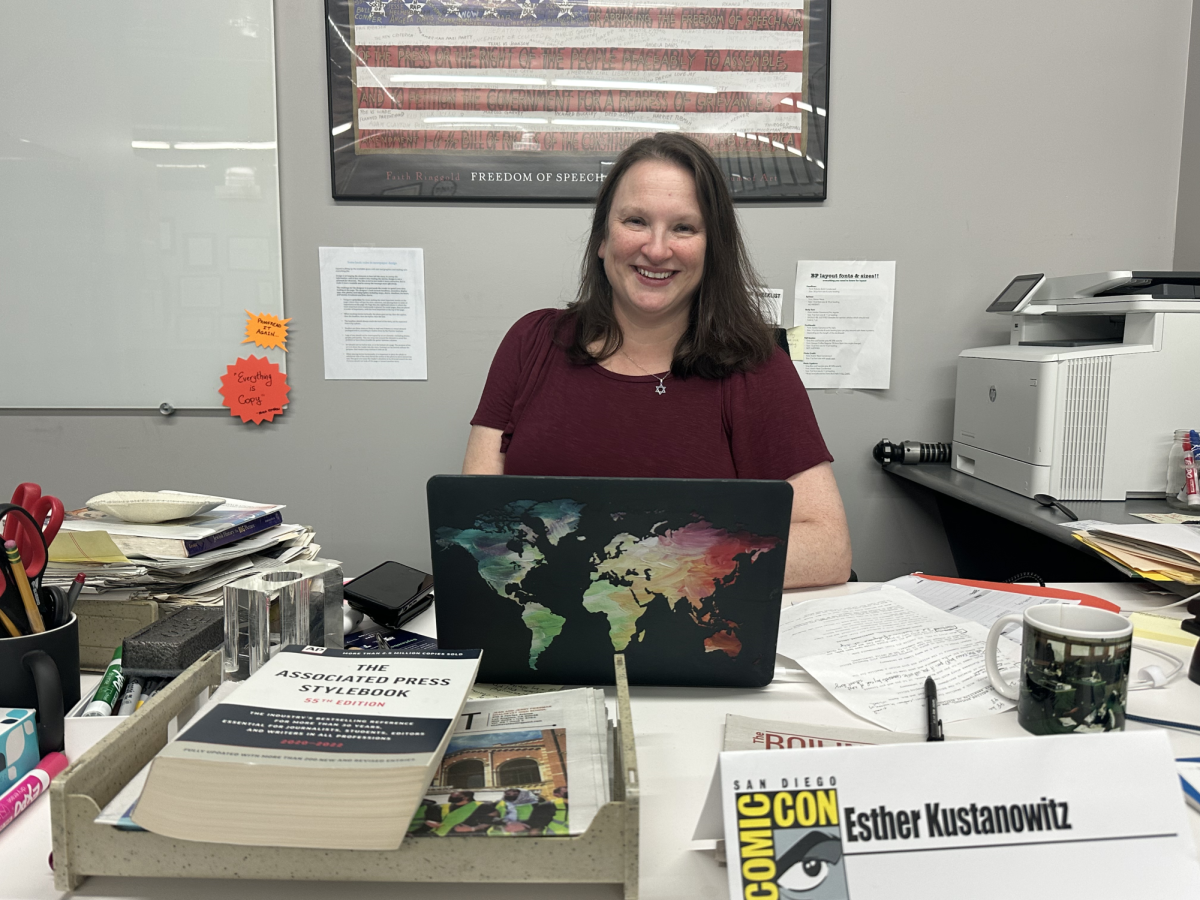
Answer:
[{"left": 51, "top": 652, "right": 640, "bottom": 897}]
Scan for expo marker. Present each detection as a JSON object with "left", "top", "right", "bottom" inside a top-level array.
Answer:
[
  {"left": 1183, "top": 434, "right": 1200, "bottom": 507},
  {"left": 82, "top": 647, "right": 125, "bottom": 716},
  {"left": 0, "top": 752, "right": 69, "bottom": 834}
]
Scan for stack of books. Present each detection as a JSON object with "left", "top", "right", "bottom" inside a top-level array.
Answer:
[
  {"left": 1069, "top": 522, "right": 1200, "bottom": 583},
  {"left": 44, "top": 496, "right": 322, "bottom": 607}
]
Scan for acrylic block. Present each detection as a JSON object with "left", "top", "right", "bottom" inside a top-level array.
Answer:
[{"left": 223, "top": 560, "right": 343, "bottom": 681}]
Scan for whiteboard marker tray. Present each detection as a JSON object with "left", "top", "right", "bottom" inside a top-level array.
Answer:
[{"left": 50, "top": 652, "right": 639, "bottom": 898}]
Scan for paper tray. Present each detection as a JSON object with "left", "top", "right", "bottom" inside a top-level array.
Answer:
[{"left": 51, "top": 651, "right": 640, "bottom": 898}]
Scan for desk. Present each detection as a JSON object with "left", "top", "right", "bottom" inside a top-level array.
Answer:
[
  {"left": 884, "top": 462, "right": 1184, "bottom": 587},
  {"left": 3, "top": 582, "right": 1199, "bottom": 899}
]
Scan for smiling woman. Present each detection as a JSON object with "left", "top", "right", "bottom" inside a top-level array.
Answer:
[{"left": 462, "top": 133, "right": 851, "bottom": 588}]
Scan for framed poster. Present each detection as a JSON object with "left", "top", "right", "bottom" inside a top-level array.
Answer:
[{"left": 324, "top": 0, "right": 829, "bottom": 202}]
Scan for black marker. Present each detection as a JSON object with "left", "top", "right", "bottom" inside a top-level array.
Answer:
[
  {"left": 925, "top": 676, "right": 944, "bottom": 742},
  {"left": 66, "top": 573, "right": 85, "bottom": 615}
]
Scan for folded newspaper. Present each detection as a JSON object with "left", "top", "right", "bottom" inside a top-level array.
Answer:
[{"left": 408, "top": 687, "right": 612, "bottom": 837}]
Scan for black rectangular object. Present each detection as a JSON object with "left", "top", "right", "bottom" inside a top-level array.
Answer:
[
  {"left": 123, "top": 607, "right": 224, "bottom": 677},
  {"left": 428, "top": 475, "right": 791, "bottom": 688},
  {"left": 986, "top": 273, "right": 1044, "bottom": 313},
  {"left": 345, "top": 561, "right": 435, "bottom": 629}
]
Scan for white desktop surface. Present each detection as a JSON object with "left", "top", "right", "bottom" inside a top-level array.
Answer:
[{"left": 3, "top": 581, "right": 1199, "bottom": 899}]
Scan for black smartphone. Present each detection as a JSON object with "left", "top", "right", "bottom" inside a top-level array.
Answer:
[{"left": 344, "top": 561, "right": 434, "bottom": 629}]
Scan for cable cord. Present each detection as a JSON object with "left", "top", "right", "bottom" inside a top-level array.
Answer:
[
  {"left": 1127, "top": 642, "right": 1186, "bottom": 690},
  {"left": 1111, "top": 590, "right": 1198, "bottom": 689},
  {"left": 1131, "top": 587, "right": 1200, "bottom": 612}
]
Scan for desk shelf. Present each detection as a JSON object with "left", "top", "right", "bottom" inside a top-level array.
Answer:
[{"left": 51, "top": 652, "right": 640, "bottom": 898}]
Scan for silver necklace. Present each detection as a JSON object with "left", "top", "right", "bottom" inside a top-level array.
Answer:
[{"left": 620, "top": 350, "right": 668, "bottom": 395}]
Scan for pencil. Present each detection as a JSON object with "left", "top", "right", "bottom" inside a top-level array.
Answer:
[
  {"left": 0, "top": 607, "right": 20, "bottom": 638},
  {"left": 4, "top": 540, "right": 45, "bottom": 633}
]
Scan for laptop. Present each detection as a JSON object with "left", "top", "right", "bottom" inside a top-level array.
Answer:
[{"left": 427, "top": 475, "right": 792, "bottom": 687}]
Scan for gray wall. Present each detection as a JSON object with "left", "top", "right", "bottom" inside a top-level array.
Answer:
[
  {"left": 1178, "top": 0, "right": 1200, "bottom": 268},
  {"left": 0, "top": 0, "right": 1192, "bottom": 580}
]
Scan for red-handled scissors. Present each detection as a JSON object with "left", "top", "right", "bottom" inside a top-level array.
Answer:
[{"left": 4, "top": 483, "right": 64, "bottom": 583}]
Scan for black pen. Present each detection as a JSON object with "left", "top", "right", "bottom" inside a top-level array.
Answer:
[{"left": 925, "top": 676, "right": 944, "bottom": 742}]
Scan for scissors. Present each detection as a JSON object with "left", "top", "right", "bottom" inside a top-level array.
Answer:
[{"left": 3, "top": 483, "right": 64, "bottom": 585}]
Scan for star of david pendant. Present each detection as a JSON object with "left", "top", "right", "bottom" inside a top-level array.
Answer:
[{"left": 655, "top": 383, "right": 666, "bottom": 395}]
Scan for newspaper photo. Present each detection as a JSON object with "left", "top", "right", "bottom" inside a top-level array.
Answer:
[{"left": 409, "top": 687, "right": 610, "bottom": 837}]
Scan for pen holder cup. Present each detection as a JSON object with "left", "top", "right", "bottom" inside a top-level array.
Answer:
[
  {"left": 0, "top": 615, "right": 79, "bottom": 753},
  {"left": 1166, "top": 428, "right": 1200, "bottom": 509},
  {"left": 222, "top": 560, "right": 343, "bottom": 681}
]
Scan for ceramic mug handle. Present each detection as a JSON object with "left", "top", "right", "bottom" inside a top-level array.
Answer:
[
  {"left": 985, "top": 613, "right": 1023, "bottom": 700},
  {"left": 22, "top": 649, "right": 64, "bottom": 753}
]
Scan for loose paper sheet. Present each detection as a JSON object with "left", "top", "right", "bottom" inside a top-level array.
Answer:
[
  {"left": 758, "top": 288, "right": 784, "bottom": 326},
  {"left": 1132, "top": 512, "right": 1200, "bottom": 524},
  {"left": 776, "top": 585, "right": 1018, "bottom": 732},
  {"left": 469, "top": 683, "right": 564, "bottom": 700},
  {"left": 793, "top": 259, "right": 895, "bottom": 389},
  {"left": 1087, "top": 523, "right": 1200, "bottom": 559},
  {"left": 319, "top": 246, "right": 427, "bottom": 380},
  {"left": 887, "top": 575, "right": 1086, "bottom": 645}
]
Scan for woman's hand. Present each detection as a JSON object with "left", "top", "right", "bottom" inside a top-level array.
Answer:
[
  {"left": 462, "top": 424, "right": 505, "bottom": 474},
  {"left": 784, "top": 462, "right": 852, "bottom": 588}
]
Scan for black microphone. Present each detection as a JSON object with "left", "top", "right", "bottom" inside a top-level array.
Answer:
[{"left": 872, "top": 439, "right": 952, "bottom": 466}]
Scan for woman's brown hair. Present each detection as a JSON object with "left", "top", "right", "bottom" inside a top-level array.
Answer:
[{"left": 563, "top": 132, "right": 776, "bottom": 379}]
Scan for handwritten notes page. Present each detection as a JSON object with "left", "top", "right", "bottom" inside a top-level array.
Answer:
[{"left": 776, "top": 585, "right": 1018, "bottom": 732}]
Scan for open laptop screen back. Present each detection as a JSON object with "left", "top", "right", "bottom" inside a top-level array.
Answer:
[{"left": 427, "top": 475, "right": 791, "bottom": 687}]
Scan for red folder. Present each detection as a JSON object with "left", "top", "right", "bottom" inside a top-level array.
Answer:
[{"left": 912, "top": 573, "right": 1121, "bottom": 613}]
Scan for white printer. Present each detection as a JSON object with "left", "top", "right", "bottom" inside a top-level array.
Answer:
[{"left": 952, "top": 272, "right": 1200, "bottom": 500}]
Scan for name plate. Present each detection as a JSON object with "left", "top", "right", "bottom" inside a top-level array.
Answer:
[{"left": 713, "top": 731, "right": 1198, "bottom": 899}]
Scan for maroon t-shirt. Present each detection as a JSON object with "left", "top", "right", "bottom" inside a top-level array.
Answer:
[{"left": 471, "top": 309, "right": 833, "bottom": 479}]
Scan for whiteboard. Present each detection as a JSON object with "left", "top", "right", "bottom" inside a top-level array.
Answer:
[{"left": 0, "top": 0, "right": 284, "bottom": 409}]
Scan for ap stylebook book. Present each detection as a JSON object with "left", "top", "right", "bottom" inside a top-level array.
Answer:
[{"left": 132, "top": 645, "right": 481, "bottom": 849}]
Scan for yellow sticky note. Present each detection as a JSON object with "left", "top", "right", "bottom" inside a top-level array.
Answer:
[
  {"left": 786, "top": 325, "right": 805, "bottom": 361},
  {"left": 242, "top": 310, "right": 291, "bottom": 351},
  {"left": 49, "top": 530, "right": 130, "bottom": 564},
  {"left": 1129, "top": 612, "right": 1199, "bottom": 648}
]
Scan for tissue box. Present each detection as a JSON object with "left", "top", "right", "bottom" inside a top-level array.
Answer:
[{"left": 0, "top": 708, "right": 39, "bottom": 792}]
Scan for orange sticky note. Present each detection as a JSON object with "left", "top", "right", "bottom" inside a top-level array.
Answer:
[
  {"left": 242, "top": 310, "right": 291, "bottom": 351},
  {"left": 219, "top": 356, "right": 290, "bottom": 424}
]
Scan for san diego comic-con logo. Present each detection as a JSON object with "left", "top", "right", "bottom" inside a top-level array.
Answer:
[{"left": 735, "top": 786, "right": 849, "bottom": 900}]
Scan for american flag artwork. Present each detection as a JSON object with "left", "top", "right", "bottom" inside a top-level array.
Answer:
[{"left": 325, "top": 0, "right": 829, "bottom": 200}]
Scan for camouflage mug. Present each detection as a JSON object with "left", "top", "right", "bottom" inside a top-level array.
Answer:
[{"left": 985, "top": 604, "right": 1132, "bottom": 735}]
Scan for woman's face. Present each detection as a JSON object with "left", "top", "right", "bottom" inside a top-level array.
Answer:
[{"left": 598, "top": 159, "right": 706, "bottom": 325}]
